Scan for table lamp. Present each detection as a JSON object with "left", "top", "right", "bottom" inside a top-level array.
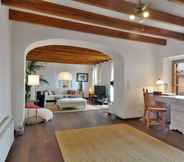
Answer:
[
  {"left": 58, "top": 72, "right": 72, "bottom": 88},
  {"left": 155, "top": 78, "right": 164, "bottom": 95}
]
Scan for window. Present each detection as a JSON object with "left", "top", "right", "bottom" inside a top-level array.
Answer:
[
  {"left": 92, "top": 65, "right": 98, "bottom": 86},
  {"left": 172, "top": 60, "right": 184, "bottom": 95}
]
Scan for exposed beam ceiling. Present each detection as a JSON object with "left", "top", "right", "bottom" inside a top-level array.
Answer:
[
  {"left": 26, "top": 45, "right": 112, "bottom": 64},
  {"left": 75, "top": 0, "right": 184, "bottom": 27},
  {"left": 2, "top": 0, "right": 184, "bottom": 41},
  {"left": 9, "top": 10, "right": 167, "bottom": 46}
]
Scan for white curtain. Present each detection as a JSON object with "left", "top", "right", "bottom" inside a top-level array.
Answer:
[
  {"left": 91, "top": 62, "right": 114, "bottom": 102},
  {"left": 92, "top": 64, "right": 99, "bottom": 86},
  {"left": 110, "top": 62, "right": 114, "bottom": 102}
]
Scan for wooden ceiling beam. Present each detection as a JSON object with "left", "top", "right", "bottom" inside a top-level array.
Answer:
[
  {"left": 2, "top": 0, "right": 184, "bottom": 40},
  {"left": 9, "top": 10, "right": 167, "bottom": 46},
  {"left": 75, "top": 0, "right": 184, "bottom": 27}
]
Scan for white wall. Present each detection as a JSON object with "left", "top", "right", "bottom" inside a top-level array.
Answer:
[
  {"left": 155, "top": 39, "right": 184, "bottom": 92},
  {"left": 11, "top": 21, "right": 159, "bottom": 128},
  {"left": 0, "top": 4, "right": 13, "bottom": 162},
  {"left": 34, "top": 62, "right": 91, "bottom": 97},
  {"left": 0, "top": 3, "right": 11, "bottom": 119}
]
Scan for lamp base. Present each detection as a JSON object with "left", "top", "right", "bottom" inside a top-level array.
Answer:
[{"left": 153, "top": 91, "right": 162, "bottom": 95}]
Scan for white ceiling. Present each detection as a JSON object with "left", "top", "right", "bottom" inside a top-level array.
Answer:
[{"left": 45, "top": 0, "right": 184, "bottom": 33}]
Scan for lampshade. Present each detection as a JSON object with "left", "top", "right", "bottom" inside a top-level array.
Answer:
[
  {"left": 28, "top": 75, "right": 40, "bottom": 86},
  {"left": 89, "top": 87, "right": 93, "bottom": 94},
  {"left": 156, "top": 78, "right": 164, "bottom": 85},
  {"left": 58, "top": 72, "right": 72, "bottom": 81}
]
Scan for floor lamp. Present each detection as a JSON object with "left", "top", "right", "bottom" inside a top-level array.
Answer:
[
  {"left": 28, "top": 74, "right": 40, "bottom": 99},
  {"left": 26, "top": 74, "right": 43, "bottom": 125}
]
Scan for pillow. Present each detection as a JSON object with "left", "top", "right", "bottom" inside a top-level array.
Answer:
[{"left": 25, "top": 103, "right": 40, "bottom": 109}]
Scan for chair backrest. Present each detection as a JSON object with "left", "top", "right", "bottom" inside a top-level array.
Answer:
[{"left": 143, "top": 88, "right": 150, "bottom": 111}]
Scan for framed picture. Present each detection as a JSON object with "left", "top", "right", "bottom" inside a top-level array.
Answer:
[{"left": 76, "top": 73, "right": 88, "bottom": 82}]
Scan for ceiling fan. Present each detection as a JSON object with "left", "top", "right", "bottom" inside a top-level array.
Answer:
[
  {"left": 168, "top": 0, "right": 184, "bottom": 4},
  {"left": 129, "top": 0, "right": 150, "bottom": 22}
]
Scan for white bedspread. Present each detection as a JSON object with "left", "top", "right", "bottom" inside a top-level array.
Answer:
[
  {"left": 56, "top": 98, "right": 87, "bottom": 110},
  {"left": 58, "top": 98, "right": 86, "bottom": 103}
]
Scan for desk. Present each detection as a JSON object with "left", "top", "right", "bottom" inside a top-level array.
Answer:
[{"left": 155, "top": 95, "right": 184, "bottom": 133}]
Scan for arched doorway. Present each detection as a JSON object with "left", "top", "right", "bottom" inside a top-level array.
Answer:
[
  {"left": 12, "top": 38, "right": 126, "bottom": 129},
  {"left": 25, "top": 44, "right": 113, "bottom": 112}
]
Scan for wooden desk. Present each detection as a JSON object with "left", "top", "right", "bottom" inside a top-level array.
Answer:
[{"left": 155, "top": 95, "right": 184, "bottom": 133}]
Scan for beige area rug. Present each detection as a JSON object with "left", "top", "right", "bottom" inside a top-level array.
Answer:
[{"left": 56, "top": 124, "right": 184, "bottom": 162}]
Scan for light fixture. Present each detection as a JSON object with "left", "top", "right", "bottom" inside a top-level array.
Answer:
[
  {"left": 129, "top": 14, "right": 136, "bottom": 20},
  {"left": 58, "top": 72, "right": 72, "bottom": 88},
  {"left": 129, "top": 0, "right": 150, "bottom": 22},
  {"left": 28, "top": 75, "right": 40, "bottom": 86},
  {"left": 155, "top": 78, "right": 165, "bottom": 94},
  {"left": 156, "top": 78, "right": 164, "bottom": 85},
  {"left": 89, "top": 87, "right": 93, "bottom": 95},
  {"left": 27, "top": 74, "right": 40, "bottom": 101},
  {"left": 143, "top": 11, "right": 150, "bottom": 18},
  {"left": 58, "top": 72, "right": 72, "bottom": 81},
  {"left": 26, "top": 75, "right": 43, "bottom": 125}
]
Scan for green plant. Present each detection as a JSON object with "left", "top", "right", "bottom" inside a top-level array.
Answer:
[{"left": 25, "top": 61, "right": 49, "bottom": 102}]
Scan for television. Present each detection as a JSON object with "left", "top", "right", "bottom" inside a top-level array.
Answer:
[{"left": 94, "top": 85, "right": 106, "bottom": 97}]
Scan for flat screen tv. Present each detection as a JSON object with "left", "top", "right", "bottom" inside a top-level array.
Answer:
[{"left": 94, "top": 85, "right": 106, "bottom": 97}]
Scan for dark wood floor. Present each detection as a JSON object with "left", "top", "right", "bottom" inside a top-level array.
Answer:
[{"left": 6, "top": 110, "right": 184, "bottom": 162}]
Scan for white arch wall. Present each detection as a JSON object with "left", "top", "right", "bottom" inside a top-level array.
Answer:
[
  {"left": 0, "top": 4, "right": 11, "bottom": 119},
  {"left": 11, "top": 21, "right": 159, "bottom": 129},
  {"left": 25, "top": 38, "right": 126, "bottom": 116}
]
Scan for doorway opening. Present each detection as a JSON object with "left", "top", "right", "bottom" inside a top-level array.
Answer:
[{"left": 25, "top": 45, "right": 114, "bottom": 115}]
